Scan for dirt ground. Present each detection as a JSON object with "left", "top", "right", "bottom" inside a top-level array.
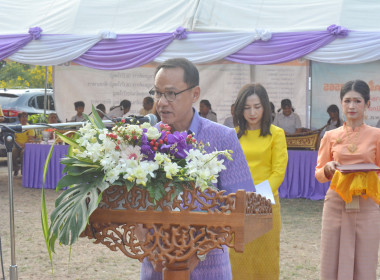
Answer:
[{"left": 0, "top": 163, "right": 379, "bottom": 280}]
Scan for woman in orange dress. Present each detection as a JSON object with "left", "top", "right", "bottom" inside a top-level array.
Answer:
[{"left": 315, "top": 80, "right": 380, "bottom": 280}]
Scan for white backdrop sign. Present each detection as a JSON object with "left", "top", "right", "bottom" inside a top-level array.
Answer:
[
  {"left": 54, "top": 62, "right": 251, "bottom": 123},
  {"left": 311, "top": 61, "right": 380, "bottom": 129},
  {"left": 54, "top": 60, "right": 308, "bottom": 126},
  {"left": 252, "top": 59, "right": 309, "bottom": 128}
]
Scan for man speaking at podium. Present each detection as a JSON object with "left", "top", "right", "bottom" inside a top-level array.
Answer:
[{"left": 140, "top": 58, "right": 255, "bottom": 280}]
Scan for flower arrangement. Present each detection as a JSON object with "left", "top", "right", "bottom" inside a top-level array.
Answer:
[{"left": 41, "top": 106, "right": 232, "bottom": 252}]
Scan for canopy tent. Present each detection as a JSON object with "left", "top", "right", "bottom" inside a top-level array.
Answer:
[{"left": 1, "top": 0, "right": 380, "bottom": 68}]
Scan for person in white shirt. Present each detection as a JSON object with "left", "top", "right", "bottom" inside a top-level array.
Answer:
[
  {"left": 273, "top": 99, "right": 302, "bottom": 134},
  {"left": 70, "top": 101, "right": 85, "bottom": 122},
  {"left": 199, "top": 99, "right": 217, "bottom": 122},
  {"left": 108, "top": 100, "right": 131, "bottom": 119}
]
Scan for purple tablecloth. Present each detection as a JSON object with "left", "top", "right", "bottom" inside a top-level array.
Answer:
[
  {"left": 21, "top": 145, "right": 329, "bottom": 199},
  {"left": 279, "top": 150, "right": 330, "bottom": 200},
  {"left": 22, "top": 143, "right": 69, "bottom": 189}
]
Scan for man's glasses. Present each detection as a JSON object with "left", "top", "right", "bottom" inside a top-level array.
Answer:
[{"left": 149, "top": 85, "right": 197, "bottom": 102}]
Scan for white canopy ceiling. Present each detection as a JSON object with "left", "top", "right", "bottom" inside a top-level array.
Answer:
[{"left": 0, "top": 0, "right": 379, "bottom": 34}]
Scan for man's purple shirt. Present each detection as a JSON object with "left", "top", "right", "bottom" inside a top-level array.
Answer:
[{"left": 141, "top": 110, "right": 255, "bottom": 280}]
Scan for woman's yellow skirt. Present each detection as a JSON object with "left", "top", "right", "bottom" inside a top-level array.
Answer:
[
  {"left": 330, "top": 171, "right": 380, "bottom": 204},
  {"left": 229, "top": 194, "right": 281, "bottom": 280}
]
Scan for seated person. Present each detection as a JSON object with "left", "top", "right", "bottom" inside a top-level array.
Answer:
[
  {"left": 199, "top": 99, "right": 217, "bottom": 122},
  {"left": 109, "top": 100, "right": 131, "bottom": 119},
  {"left": 48, "top": 112, "right": 59, "bottom": 124},
  {"left": 223, "top": 103, "right": 236, "bottom": 128},
  {"left": 273, "top": 99, "right": 302, "bottom": 134},
  {"left": 325, "top": 104, "right": 342, "bottom": 131},
  {"left": 139, "top": 97, "right": 154, "bottom": 116},
  {"left": 96, "top": 103, "right": 106, "bottom": 119},
  {"left": 12, "top": 112, "right": 35, "bottom": 176},
  {"left": 70, "top": 101, "right": 85, "bottom": 122}
]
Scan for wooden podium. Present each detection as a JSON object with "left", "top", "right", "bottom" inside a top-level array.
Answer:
[{"left": 81, "top": 185, "right": 272, "bottom": 280}]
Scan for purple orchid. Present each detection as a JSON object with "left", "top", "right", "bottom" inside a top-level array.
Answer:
[
  {"left": 140, "top": 132, "right": 155, "bottom": 160},
  {"left": 161, "top": 131, "right": 192, "bottom": 159}
]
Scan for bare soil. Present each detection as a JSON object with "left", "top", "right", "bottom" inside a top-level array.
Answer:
[{"left": 0, "top": 164, "right": 379, "bottom": 280}]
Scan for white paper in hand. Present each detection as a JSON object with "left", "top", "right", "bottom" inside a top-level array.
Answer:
[{"left": 255, "top": 180, "right": 275, "bottom": 204}]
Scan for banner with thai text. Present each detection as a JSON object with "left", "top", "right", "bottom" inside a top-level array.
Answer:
[{"left": 311, "top": 61, "right": 380, "bottom": 129}]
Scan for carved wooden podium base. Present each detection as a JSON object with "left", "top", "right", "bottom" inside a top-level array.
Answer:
[{"left": 81, "top": 185, "right": 272, "bottom": 280}]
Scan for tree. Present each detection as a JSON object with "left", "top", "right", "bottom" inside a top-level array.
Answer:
[{"left": 0, "top": 60, "right": 53, "bottom": 89}]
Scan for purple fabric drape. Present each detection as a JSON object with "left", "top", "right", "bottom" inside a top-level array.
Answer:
[
  {"left": 22, "top": 143, "right": 68, "bottom": 189},
  {"left": 278, "top": 150, "right": 330, "bottom": 200},
  {"left": 0, "top": 27, "right": 42, "bottom": 61},
  {"left": 73, "top": 27, "right": 188, "bottom": 70},
  {"left": 226, "top": 25, "right": 349, "bottom": 65}
]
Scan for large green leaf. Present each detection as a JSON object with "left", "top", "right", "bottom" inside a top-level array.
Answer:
[
  {"left": 91, "top": 104, "right": 105, "bottom": 129},
  {"left": 56, "top": 172, "right": 103, "bottom": 191},
  {"left": 41, "top": 186, "right": 54, "bottom": 273},
  {"left": 49, "top": 179, "right": 109, "bottom": 247}
]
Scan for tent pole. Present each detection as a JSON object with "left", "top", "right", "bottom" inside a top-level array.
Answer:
[
  {"left": 44, "top": 66, "right": 48, "bottom": 116},
  {"left": 5, "top": 133, "right": 18, "bottom": 280}
]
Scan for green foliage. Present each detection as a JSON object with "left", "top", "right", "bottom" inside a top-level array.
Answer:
[
  {"left": 0, "top": 60, "right": 52, "bottom": 88},
  {"left": 28, "top": 113, "right": 48, "bottom": 124}
]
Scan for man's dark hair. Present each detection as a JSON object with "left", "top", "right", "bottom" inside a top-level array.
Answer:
[
  {"left": 74, "top": 101, "right": 85, "bottom": 109},
  {"left": 155, "top": 58, "right": 199, "bottom": 87},
  {"left": 120, "top": 100, "right": 131, "bottom": 110},
  {"left": 96, "top": 103, "right": 106, "bottom": 112}
]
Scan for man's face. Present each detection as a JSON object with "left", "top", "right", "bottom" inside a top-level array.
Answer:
[
  {"left": 76, "top": 106, "right": 84, "bottom": 114},
  {"left": 155, "top": 67, "right": 199, "bottom": 131},
  {"left": 282, "top": 106, "right": 292, "bottom": 117}
]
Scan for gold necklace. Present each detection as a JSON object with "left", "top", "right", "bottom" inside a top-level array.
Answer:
[{"left": 344, "top": 125, "right": 360, "bottom": 153}]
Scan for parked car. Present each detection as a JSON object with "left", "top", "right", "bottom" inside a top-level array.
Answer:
[
  {"left": 0, "top": 88, "right": 56, "bottom": 156},
  {"left": 0, "top": 88, "right": 55, "bottom": 122}
]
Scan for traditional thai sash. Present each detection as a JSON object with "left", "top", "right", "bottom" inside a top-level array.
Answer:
[{"left": 330, "top": 171, "right": 380, "bottom": 205}]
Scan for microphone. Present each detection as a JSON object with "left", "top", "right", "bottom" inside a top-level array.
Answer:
[
  {"left": 114, "top": 114, "right": 158, "bottom": 126},
  {"left": 0, "top": 124, "right": 22, "bottom": 133}
]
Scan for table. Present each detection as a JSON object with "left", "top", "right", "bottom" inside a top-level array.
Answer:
[
  {"left": 22, "top": 145, "right": 330, "bottom": 199},
  {"left": 22, "top": 143, "right": 69, "bottom": 189},
  {"left": 278, "top": 150, "right": 330, "bottom": 200}
]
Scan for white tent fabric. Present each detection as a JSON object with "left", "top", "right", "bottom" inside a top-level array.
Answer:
[
  {"left": 154, "top": 31, "right": 270, "bottom": 64},
  {"left": 8, "top": 34, "right": 110, "bottom": 66},
  {"left": 305, "top": 31, "right": 380, "bottom": 64},
  {"left": 1, "top": 0, "right": 380, "bottom": 66},
  {"left": 1, "top": 0, "right": 380, "bottom": 34}
]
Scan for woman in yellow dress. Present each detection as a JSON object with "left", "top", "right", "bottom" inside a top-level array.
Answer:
[
  {"left": 229, "top": 84, "right": 288, "bottom": 279},
  {"left": 315, "top": 80, "right": 380, "bottom": 280}
]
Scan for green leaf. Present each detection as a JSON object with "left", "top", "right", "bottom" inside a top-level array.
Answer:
[
  {"left": 40, "top": 186, "right": 54, "bottom": 273},
  {"left": 55, "top": 131, "right": 80, "bottom": 148},
  {"left": 56, "top": 173, "right": 101, "bottom": 191},
  {"left": 49, "top": 179, "right": 109, "bottom": 247},
  {"left": 42, "top": 142, "right": 55, "bottom": 187},
  {"left": 91, "top": 104, "right": 105, "bottom": 129}
]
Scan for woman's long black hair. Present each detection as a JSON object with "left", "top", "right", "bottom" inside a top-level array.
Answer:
[{"left": 234, "top": 84, "right": 272, "bottom": 139}]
